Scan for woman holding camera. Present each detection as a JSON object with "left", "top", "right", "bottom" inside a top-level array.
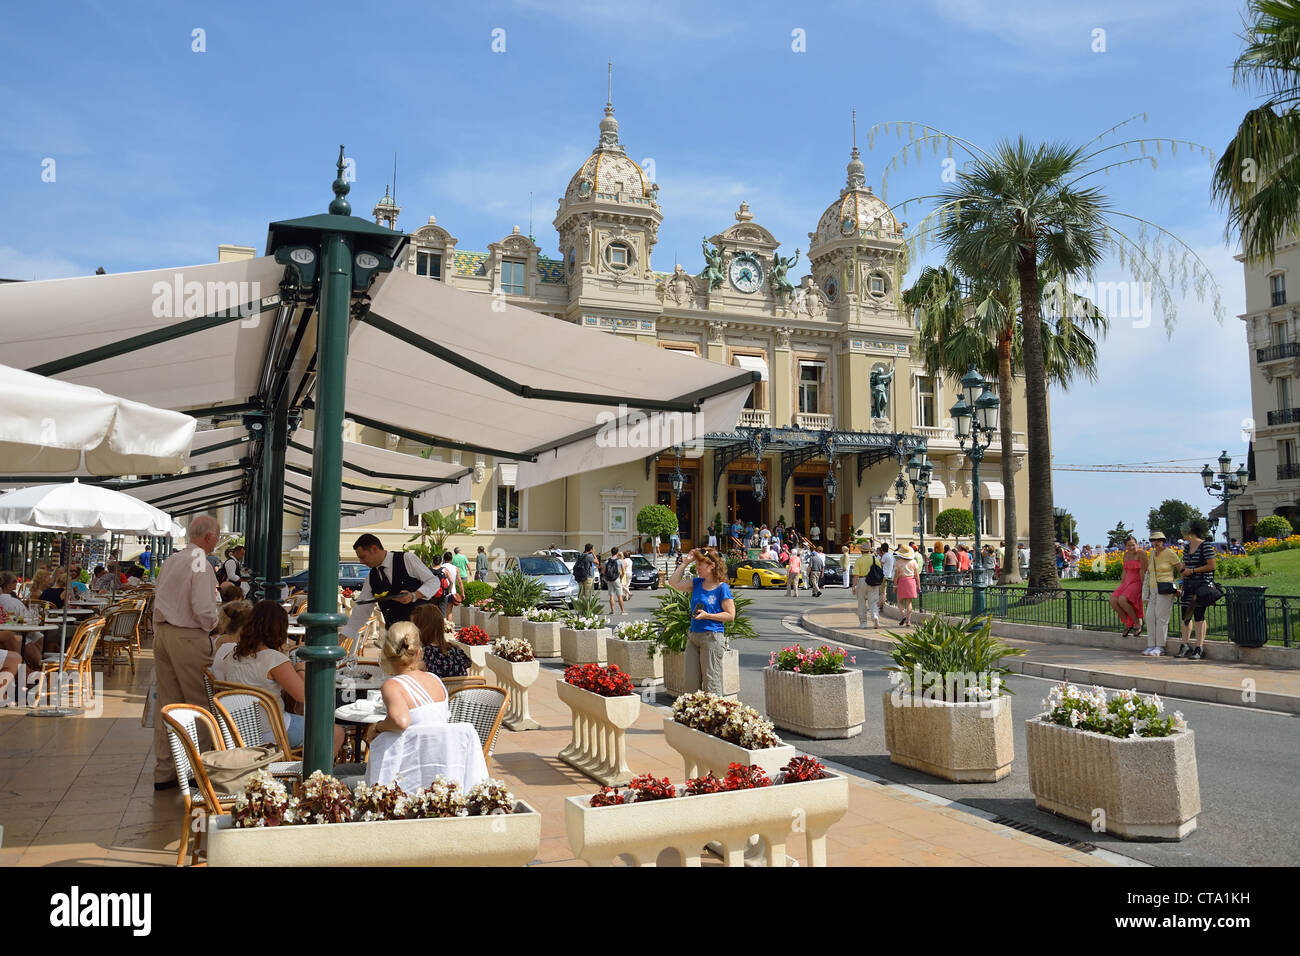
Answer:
[{"left": 668, "top": 548, "right": 735, "bottom": 695}]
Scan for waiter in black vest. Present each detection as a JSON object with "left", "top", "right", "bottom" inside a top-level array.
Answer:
[{"left": 341, "top": 533, "right": 444, "bottom": 641}]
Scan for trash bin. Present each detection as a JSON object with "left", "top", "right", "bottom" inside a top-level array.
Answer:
[{"left": 1224, "top": 585, "right": 1268, "bottom": 647}]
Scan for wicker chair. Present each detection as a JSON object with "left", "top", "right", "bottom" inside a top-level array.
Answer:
[
  {"left": 201, "top": 668, "right": 237, "bottom": 748},
  {"left": 159, "top": 704, "right": 237, "bottom": 867},
  {"left": 448, "top": 685, "right": 510, "bottom": 767},
  {"left": 36, "top": 618, "right": 104, "bottom": 709},
  {"left": 97, "top": 605, "right": 143, "bottom": 673},
  {"left": 212, "top": 687, "right": 307, "bottom": 783}
]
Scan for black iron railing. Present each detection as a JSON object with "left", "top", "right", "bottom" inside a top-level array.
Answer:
[
  {"left": 1267, "top": 408, "right": 1300, "bottom": 426},
  {"left": 1256, "top": 342, "right": 1300, "bottom": 363},
  {"left": 1278, "top": 463, "right": 1300, "bottom": 480}
]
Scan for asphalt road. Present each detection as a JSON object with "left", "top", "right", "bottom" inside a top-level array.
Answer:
[{"left": 604, "top": 583, "right": 1300, "bottom": 867}]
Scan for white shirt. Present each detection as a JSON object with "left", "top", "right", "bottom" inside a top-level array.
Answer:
[
  {"left": 810, "top": 525, "right": 821, "bottom": 540},
  {"left": 1, "top": 593, "right": 26, "bottom": 618},
  {"left": 881, "top": 552, "right": 897, "bottom": 579},
  {"left": 212, "top": 643, "right": 290, "bottom": 697},
  {"left": 222, "top": 558, "right": 243, "bottom": 583},
  {"left": 341, "top": 550, "right": 441, "bottom": 639}
]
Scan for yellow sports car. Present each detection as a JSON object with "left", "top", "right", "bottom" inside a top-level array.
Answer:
[{"left": 729, "top": 559, "right": 787, "bottom": 588}]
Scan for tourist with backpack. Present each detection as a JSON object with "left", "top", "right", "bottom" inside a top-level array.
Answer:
[
  {"left": 573, "top": 543, "right": 596, "bottom": 598},
  {"left": 852, "top": 547, "right": 884, "bottom": 627},
  {"left": 604, "top": 548, "right": 625, "bottom": 615}
]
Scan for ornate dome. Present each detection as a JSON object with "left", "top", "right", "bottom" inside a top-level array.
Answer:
[
  {"left": 563, "top": 104, "right": 654, "bottom": 206},
  {"left": 810, "top": 146, "right": 900, "bottom": 250}
]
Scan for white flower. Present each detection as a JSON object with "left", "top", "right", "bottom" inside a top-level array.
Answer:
[{"left": 888, "top": 671, "right": 903, "bottom": 685}]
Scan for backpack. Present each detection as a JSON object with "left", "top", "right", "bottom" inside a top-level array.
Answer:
[
  {"left": 865, "top": 557, "right": 884, "bottom": 586},
  {"left": 431, "top": 565, "right": 454, "bottom": 599},
  {"left": 603, "top": 557, "right": 622, "bottom": 581},
  {"left": 215, "top": 563, "right": 228, "bottom": 585},
  {"left": 573, "top": 554, "right": 591, "bottom": 582}
]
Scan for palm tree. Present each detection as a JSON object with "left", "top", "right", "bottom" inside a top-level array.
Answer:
[
  {"left": 1211, "top": 0, "right": 1300, "bottom": 262},
  {"left": 904, "top": 265, "right": 1107, "bottom": 584},
  {"left": 407, "top": 508, "right": 472, "bottom": 566}
]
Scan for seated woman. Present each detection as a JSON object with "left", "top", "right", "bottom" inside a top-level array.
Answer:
[
  {"left": 211, "top": 599, "right": 334, "bottom": 752},
  {"left": 211, "top": 600, "right": 253, "bottom": 656},
  {"left": 90, "top": 566, "right": 114, "bottom": 591},
  {"left": 1, "top": 572, "right": 43, "bottom": 673},
  {"left": 411, "top": 604, "right": 469, "bottom": 678},
  {"left": 363, "top": 622, "right": 488, "bottom": 792},
  {"left": 40, "top": 571, "right": 68, "bottom": 610}
]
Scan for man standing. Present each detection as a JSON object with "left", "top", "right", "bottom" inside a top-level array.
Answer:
[
  {"left": 604, "top": 549, "right": 625, "bottom": 615},
  {"left": 878, "top": 543, "right": 896, "bottom": 619},
  {"left": 140, "top": 544, "right": 153, "bottom": 579},
  {"left": 852, "top": 547, "right": 882, "bottom": 628},
  {"left": 574, "top": 543, "right": 596, "bottom": 599},
  {"left": 475, "top": 545, "right": 490, "bottom": 582},
  {"left": 451, "top": 547, "right": 471, "bottom": 585},
  {"left": 152, "top": 515, "right": 221, "bottom": 790},
  {"left": 809, "top": 522, "right": 821, "bottom": 545},
  {"left": 223, "top": 545, "right": 249, "bottom": 597},
  {"left": 808, "top": 545, "right": 825, "bottom": 598},
  {"left": 1018, "top": 543, "right": 1029, "bottom": 579},
  {"left": 669, "top": 527, "right": 681, "bottom": 558},
  {"left": 342, "top": 533, "right": 447, "bottom": 641},
  {"left": 440, "top": 551, "right": 465, "bottom": 626},
  {"left": 785, "top": 548, "right": 802, "bottom": 598}
]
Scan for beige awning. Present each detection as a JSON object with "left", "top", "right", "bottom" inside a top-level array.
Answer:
[
  {"left": 927, "top": 478, "right": 948, "bottom": 499},
  {"left": 981, "top": 480, "right": 1005, "bottom": 500},
  {"left": 732, "top": 354, "right": 769, "bottom": 381}
]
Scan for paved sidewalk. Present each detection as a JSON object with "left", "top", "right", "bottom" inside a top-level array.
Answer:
[
  {"left": 802, "top": 604, "right": 1300, "bottom": 714},
  {"left": 0, "top": 643, "right": 1104, "bottom": 867}
]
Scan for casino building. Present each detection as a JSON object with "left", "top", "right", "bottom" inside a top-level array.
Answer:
[{"left": 222, "top": 98, "right": 1031, "bottom": 564}]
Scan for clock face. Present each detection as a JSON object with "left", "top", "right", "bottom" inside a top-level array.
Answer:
[
  {"left": 823, "top": 276, "right": 838, "bottom": 302},
  {"left": 729, "top": 253, "right": 764, "bottom": 294}
]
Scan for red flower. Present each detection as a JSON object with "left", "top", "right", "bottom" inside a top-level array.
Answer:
[
  {"left": 722, "top": 762, "right": 771, "bottom": 791},
  {"left": 563, "top": 663, "right": 635, "bottom": 697},
  {"left": 626, "top": 773, "right": 676, "bottom": 801},
  {"left": 779, "top": 755, "right": 827, "bottom": 783},
  {"left": 589, "top": 786, "right": 625, "bottom": 807},
  {"left": 684, "top": 772, "right": 725, "bottom": 796},
  {"left": 456, "top": 625, "right": 491, "bottom": 646}
]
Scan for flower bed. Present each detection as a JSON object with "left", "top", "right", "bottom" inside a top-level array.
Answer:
[
  {"left": 455, "top": 624, "right": 491, "bottom": 646},
  {"left": 486, "top": 641, "right": 540, "bottom": 731},
  {"left": 521, "top": 612, "right": 562, "bottom": 658},
  {"left": 557, "top": 667, "right": 641, "bottom": 786},
  {"left": 770, "top": 643, "right": 853, "bottom": 675},
  {"left": 665, "top": 693, "right": 793, "bottom": 779},
  {"left": 560, "top": 619, "right": 611, "bottom": 666},
  {"left": 606, "top": 620, "right": 663, "bottom": 686},
  {"left": 564, "top": 663, "right": 634, "bottom": 697}
]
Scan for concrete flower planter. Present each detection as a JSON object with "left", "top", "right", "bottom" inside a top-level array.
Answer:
[
  {"left": 662, "top": 648, "right": 740, "bottom": 699},
  {"left": 560, "top": 626, "right": 610, "bottom": 665},
  {"left": 764, "top": 668, "right": 865, "bottom": 740},
  {"left": 481, "top": 612, "right": 501, "bottom": 638},
  {"left": 662, "top": 718, "right": 795, "bottom": 779},
  {"left": 449, "top": 638, "right": 489, "bottom": 678},
  {"left": 1025, "top": 716, "right": 1201, "bottom": 840},
  {"left": 564, "top": 771, "right": 849, "bottom": 867},
  {"left": 881, "top": 691, "right": 1013, "bottom": 782},
  {"left": 605, "top": 637, "right": 663, "bottom": 687},
  {"left": 206, "top": 801, "right": 542, "bottom": 866},
  {"left": 454, "top": 605, "right": 473, "bottom": 627},
  {"left": 485, "top": 652, "right": 540, "bottom": 731},
  {"left": 522, "top": 620, "right": 562, "bottom": 658},
  {"left": 498, "top": 615, "right": 526, "bottom": 641},
  {"left": 556, "top": 681, "right": 641, "bottom": 786}
]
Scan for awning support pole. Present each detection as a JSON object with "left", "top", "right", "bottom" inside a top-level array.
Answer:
[{"left": 262, "top": 392, "right": 289, "bottom": 601}]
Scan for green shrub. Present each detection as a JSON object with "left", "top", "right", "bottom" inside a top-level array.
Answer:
[
  {"left": 462, "top": 580, "right": 493, "bottom": 606},
  {"left": 636, "top": 504, "right": 678, "bottom": 539},
  {"left": 649, "top": 588, "right": 757, "bottom": 654},
  {"left": 883, "top": 615, "right": 1024, "bottom": 701},
  {"left": 491, "top": 569, "right": 545, "bottom": 616},
  {"left": 1255, "top": 515, "right": 1293, "bottom": 540},
  {"left": 934, "top": 508, "right": 975, "bottom": 541}
]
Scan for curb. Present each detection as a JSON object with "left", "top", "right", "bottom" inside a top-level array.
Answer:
[{"left": 799, "top": 610, "right": 1300, "bottom": 716}]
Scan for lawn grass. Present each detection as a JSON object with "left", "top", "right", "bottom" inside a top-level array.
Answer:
[{"left": 1054, "top": 548, "right": 1300, "bottom": 597}]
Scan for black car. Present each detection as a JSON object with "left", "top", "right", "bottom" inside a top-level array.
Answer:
[
  {"left": 282, "top": 562, "right": 371, "bottom": 592},
  {"left": 598, "top": 554, "right": 661, "bottom": 590},
  {"left": 819, "top": 556, "right": 845, "bottom": 589}
]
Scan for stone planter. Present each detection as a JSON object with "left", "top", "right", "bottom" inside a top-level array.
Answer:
[
  {"left": 564, "top": 772, "right": 849, "bottom": 867},
  {"left": 605, "top": 637, "right": 663, "bottom": 687},
  {"left": 449, "top": 638, "right": 489, "bottom": 678},
  {"left": 522, "top": 619, "right": 562, "bottom": 658},
  {"left": 454, "top": 605, "right": 473, "bottom": 627},
  {"left": 556, "top": 681, "right": 641, "bottom": 786},
  {"left": 485, "top": 652, "right": 540, "bottom": 731},
  {"left": 1025, "top": 716, "right": 1201, "bottom": 840},
  {"left": 481, "top": 612, "right": 501, "bottom": 638},
  {"left": 206, "top": 802, "right": 541, "bottom": 866},
  {"left": 881, "top": 691, "right": 1013, "bottom": 782},
  {"left": 764, "top": 668, "right": 865, "bottom": 740},
  {"left": 662, "top": 718, "right": 795, "bottom": 779},
  {"left": 498, "top": 615, "right": 526, "bottom": 641},
  {"left": 560, "top": 626, "right": 610, "bottom": 665},
  {"left": 662, "top": 647, "right": 740, "bottom": 699}
]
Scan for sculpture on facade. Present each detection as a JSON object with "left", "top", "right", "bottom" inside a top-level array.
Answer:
[
  {"left": 870, "top": 363, "right": 895, "bottom": 419},
  {"left": 771, "top": 248, "right": 800, "bottom": 296},
  {"left": 700, "top": 239, "right": 725, "bottom": 290}
]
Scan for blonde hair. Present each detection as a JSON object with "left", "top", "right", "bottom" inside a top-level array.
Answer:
[
  {"left": 379, "top": 621, "right": 422, "bottom": 675},
  {"left": 31, "top": 570, "right": 51, "bottom": 595}
]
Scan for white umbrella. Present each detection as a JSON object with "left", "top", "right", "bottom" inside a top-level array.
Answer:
[
  {"left": 0, "top": 363, "right": 197, "bottom": 475},
  {"left": 0, "top": 480, "right": 181, "bottom": 715}
]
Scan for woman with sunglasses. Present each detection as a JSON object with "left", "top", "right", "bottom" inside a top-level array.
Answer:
[{"left": 668, "top": 548, "right": 735, "bottom": 695}]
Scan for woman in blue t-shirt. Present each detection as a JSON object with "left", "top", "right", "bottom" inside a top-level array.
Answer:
[{"left": 668, "top": 548, "right": 736, "bottom": 695}]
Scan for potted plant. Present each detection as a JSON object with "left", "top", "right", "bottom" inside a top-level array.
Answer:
[
  {"left": 522, "top": 605, "right": 563, "bottom": 658},
  {"left": 560, "top": 594, "right": 611, "bottom": 665},
  {"left": 565, "top": 757, "right": 849, "bottom": 867},
  {"left": 1026, "top": 681, "right": 1200, "bottom": 840},
  {"left": 663, "top": 690, "right": 794, "bottom": 779},
  {"left": 605, "top": 619, "right": 663, "bottom": 687},
  {"left": 490, "top": 569, "right": 544, "bottom": 640},
  {"left": 879, "top": 615, "right": 1023, "bottom": 782},
  {"left": 470, "top": 597, "right": 502, "bottom": 635},
  {"left": 485, "top": 637, "right": 539, "bottom": 730},
  {"left": 764, "top": 643, "right": 864, "bottom": 739},
  {"left": 450, "top": 623, "right": 491, "bottom": 677},
  {"left": 637, "top": 503, "right": 678, "bottom": 557},
  {"left": 206, "top": 771, "right": 541, "bottom": 866},
  {"left": 557, "top": 663, "right": 641, "bottom": 786},
  {"left": 648, "top": 588, "right": 755, "bottom": 698}
]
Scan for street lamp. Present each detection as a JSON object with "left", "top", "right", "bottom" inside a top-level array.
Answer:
[
  {"left": 1202, "top": 449, "right": 1250, "bottom": 544},
  {"left": 752, "top": 468, "right": 767, "bottom": 503},
  {"left": 894, "top": 473, "right": 907, "bottom": 504},
  {"left": 669, "top": 445, "right": 686, "bottom": 499},
  {"left": 950, "top": 366, "right": 999, "bottom": 618},
  {"left": 823, "top": 469, "right": 837, "bottom": 503},
  {"left": 906, "top": 449, "right": 932, "bottom": 573}
]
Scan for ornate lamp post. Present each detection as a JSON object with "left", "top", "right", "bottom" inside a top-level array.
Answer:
[
  {"left": 1201, "top": 449, "right": 1250, "bottom": 544},
  {"left": 906, "top": 449, "right": 933, "bottom": 567},
  {"left": 950, "top": 365, "right": 1000, "bottom": 618}
]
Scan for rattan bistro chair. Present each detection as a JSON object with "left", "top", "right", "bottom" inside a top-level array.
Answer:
[
  {"left": 36, "top": 618, "right": 104, "bottom": 710},
  {"left": 97, "top": 605, "right": 143, "bottom": 674},
  {"left": 447, "top": 685, "right": 509, "bottom": 768},
  {"left": 159, "top": 703, "right": 237, "bottom": 867}
]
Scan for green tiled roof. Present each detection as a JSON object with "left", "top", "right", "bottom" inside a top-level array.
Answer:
[
  {"left": 453, "top": 251, "right": 488, "bottom": 276},
  {"left": 538, "top": 257, "right": 566, "bottom": 284}
]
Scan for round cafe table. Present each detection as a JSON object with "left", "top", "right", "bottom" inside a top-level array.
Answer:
[{"left": 335, "top": 698, "right": 386, "bottom": 764}]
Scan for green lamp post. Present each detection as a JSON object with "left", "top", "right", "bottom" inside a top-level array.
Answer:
[{"left": 950, "top": 365, "right": 1000, "bottom": 619}]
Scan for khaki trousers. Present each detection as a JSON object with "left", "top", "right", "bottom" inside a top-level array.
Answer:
[
  {"left": 578, "top": 578, "right": 595, "bottom": 599},
  {"left": 153, "top": 622, "right": 215, "bottom": 784},
  {"left": 856, "top": 579, "right": 881, "bottom": 625},
  {"left": 1146, "top": 591, "right": 1175, "bottom": 649},
  {"left": 684, "top": 630, "right": 728, "bottom": 696}
]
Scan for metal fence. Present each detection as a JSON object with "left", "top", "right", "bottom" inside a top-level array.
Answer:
[{"left": 883, "top": 579, "right": 1296, "bottom": 647}]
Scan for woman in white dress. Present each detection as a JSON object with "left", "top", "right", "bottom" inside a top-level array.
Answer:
[{"left": 363, "top": 622, "right": 488, "bottom": 792}]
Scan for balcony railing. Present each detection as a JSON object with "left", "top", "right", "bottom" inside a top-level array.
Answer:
[
  {"left": 1268, "top": 408, "right": 1300, "bottom": 426},
  {"left": 1257, "top": 342, "right": 1300, "bottom": 363},
  {"left": 795, "top": 412, "right": 833, "bottom": 430},
  {"left": 1273, "top": 289, "right": 1288, "bottom": 307},
  {"left": 737, "top": 408, "right": 770, "bottom": 428},
  {"left": 1279, "top": 463, "right": 1300, "bottom": 480}
]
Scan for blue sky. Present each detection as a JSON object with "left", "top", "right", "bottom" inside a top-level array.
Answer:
[{"left": 0, "top": 0, "right": 1258, "bottom": 543}]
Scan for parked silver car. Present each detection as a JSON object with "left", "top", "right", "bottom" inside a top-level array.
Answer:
[{"left": 506, "top": 555, "right": 578, "bottom": 606}]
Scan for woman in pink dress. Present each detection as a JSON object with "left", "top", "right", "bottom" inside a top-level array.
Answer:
[
  {"left": 893, "top": 544, "right": 921, "bottom": 626},
  {"left": 1108, "top": 537, "right": 1146, "bottom": 637}
]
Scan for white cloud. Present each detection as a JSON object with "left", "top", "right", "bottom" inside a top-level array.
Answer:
[{"left": 0, "top": 246, "right": 87, "bottom": 281}]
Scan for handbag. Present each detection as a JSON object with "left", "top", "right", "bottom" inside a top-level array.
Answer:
[
  {"left": 200, "top": 745, "right": 281, "bottom": 796},
  {"left": 1197, "top": 582, "right": 1225, "bottom": 605},
  {"left": 1157, "top": 581, "right": 1176, "bottom": 595}
]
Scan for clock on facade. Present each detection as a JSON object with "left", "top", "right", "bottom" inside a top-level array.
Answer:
[
  {"left": 823, "top": 275, "right": 838, "bottom": 302},
  {"left": 728, "top": 253, "right": 764, "bottom": 294}
]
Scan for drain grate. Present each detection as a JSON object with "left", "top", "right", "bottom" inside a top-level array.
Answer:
[{"left": 987, "top": 815, "right": 1098, "bottom": 853}]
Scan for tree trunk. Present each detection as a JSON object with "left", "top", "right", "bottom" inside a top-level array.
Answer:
[
  {"left": 996, "top": 331, "right": 1021, "bottom": 584},
  {"left": 1015, "top": 247, "right": 1059, "bottom": 590}
]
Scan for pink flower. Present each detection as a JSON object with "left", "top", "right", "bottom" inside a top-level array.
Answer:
[
  {"left": 850, "top": 656, "right": 857, "bottom": 664},
  {"left": 793, "top": 666, "right": 800, "bottom": 672}
]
